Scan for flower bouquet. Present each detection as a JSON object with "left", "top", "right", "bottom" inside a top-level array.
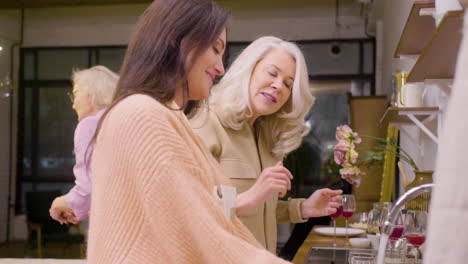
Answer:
[{"left": 332, "top": 125, "right": 363, "bottom": 187}]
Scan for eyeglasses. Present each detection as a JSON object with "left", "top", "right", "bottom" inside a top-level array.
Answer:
[{"left": 67, "top": 91, "right": 75, "bottom": 103}]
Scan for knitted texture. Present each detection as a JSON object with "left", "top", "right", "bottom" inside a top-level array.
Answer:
[{"left": 87, "top": 94, "right": 290, "bottom": 264}]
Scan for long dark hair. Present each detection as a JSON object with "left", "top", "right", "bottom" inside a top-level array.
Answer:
[
  {"left": 85, "top": 0, "right": 229, "bottom": 164},
  {"left": 115, "top": 0, "right": 229, "bottom": 113}
]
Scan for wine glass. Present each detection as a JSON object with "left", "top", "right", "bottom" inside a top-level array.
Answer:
[
  {"left": 385, "top": 210, "right": 405, "bottom": 259},
  {"left": 342, "top": 194, "right": 356, "bottom": 245},
  {"left": 329, "top": 200, "right": 343, "bottom": 247},
  {"left": 404, "top": 210, "right": 427, "bottom": 263}
]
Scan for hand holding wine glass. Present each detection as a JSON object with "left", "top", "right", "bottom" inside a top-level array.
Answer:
[{"left": 342, "top": 194, "right": 356, "bottom": 245}]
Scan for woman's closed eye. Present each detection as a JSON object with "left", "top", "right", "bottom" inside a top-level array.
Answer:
[{"left": 267, "top": 70, "right": 277, "bottom": 77}]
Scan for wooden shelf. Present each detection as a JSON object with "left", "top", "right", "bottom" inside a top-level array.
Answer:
[
  {"left": 380, "top": 107, "right": 439, "bottom": 124},
  {"left": 407, "top": 10, "right": 464, "bottom": 82},
  {"left": 394, "top": 1, "right": 436, "bottom": 58}
]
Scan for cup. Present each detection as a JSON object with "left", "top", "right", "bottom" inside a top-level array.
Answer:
[
  {"left": 398, "top": 83, "right": 424, "bottom": 107},
  {"left": 367, "top": 234, "right": 380, "bottom": 250}
]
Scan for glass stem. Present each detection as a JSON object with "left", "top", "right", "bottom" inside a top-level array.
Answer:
[
  {"left": 333, "top": 220, "right": 337, "bottom": 247},
  {"left": 345, "top": 219, "right": 349, "bottom": 245}
]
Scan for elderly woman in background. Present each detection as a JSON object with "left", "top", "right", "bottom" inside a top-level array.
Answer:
[
  {"left": 190, "top": 36, "right": 342, "bottom": 254},
  {"left": 49, "top": 65, "right": 118, "bottom": 224}
]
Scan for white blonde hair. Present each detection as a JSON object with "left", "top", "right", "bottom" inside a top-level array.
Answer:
[
  {"left": 210, "top": 36, "right": 315, "bottom": 159},
  {"left": 72, "top": 65, "right": 119, "bottom": 109}
]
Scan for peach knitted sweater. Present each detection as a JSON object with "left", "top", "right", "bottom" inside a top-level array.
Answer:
[{"left": 87, "top": 94, "right": 290, "bottom": 263}]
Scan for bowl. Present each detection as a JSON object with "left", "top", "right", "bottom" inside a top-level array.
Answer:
[
  {"left": 349, "top": 237, "right": 371, "bottom": 248},
  {"left": 367, "top": 234, "right": 380, "bottom": 249}
]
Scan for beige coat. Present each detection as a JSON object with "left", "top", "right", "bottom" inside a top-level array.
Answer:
[{"left": 191, "top": 110, "right": 306, "bottom": 253}]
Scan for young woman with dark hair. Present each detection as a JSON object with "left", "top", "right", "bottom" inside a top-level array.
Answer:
[{"left": 87, "top": 0, "right": 290, "bottom": 263}]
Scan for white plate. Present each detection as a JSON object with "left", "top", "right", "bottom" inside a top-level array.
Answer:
[{"left": 313, "top": 227, "right": 365, "bottom": 237}]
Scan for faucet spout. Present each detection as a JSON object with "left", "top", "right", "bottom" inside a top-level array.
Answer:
[{"left": 382, "top": 183, "right": 434, "bottom": 236}]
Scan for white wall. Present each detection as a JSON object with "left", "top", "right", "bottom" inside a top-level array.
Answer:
[
  {"left": 0, "top": 2, "right": 368, "bottom": 242},
  {"left": 22, "top": 5, "right": 147, "bottom": 47},
  {"left": 229, "top": 6, "right": 367, "bottom": 41},
  {"left": 17, "top": 4, "right": 368, "bottom": 47}
]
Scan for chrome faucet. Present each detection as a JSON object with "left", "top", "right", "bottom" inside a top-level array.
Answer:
[
  {"left": 381, "top": 183, "right": 434, "bottom": 236},
  {"left": 376, "top": 183, "right": 434, "bottom": 264}
]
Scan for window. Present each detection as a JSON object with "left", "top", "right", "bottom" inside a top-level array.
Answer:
[{"left": 17, "top": 46, "right": 126, "bottom": 213}]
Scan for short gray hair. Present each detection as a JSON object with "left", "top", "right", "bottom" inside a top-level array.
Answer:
[{"left": 72, "top": 65, "right": 119, "bottom": 109}]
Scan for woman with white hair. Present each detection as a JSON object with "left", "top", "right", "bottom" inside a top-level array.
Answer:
[
  {"left": 49, "top": 65, "right": 118, "bottom": 224},
  {"left": 190, "top": 36, "right": 342, "bottom": 254}
]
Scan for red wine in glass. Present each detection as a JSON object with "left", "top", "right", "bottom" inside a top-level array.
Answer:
[
  {"left": 342, "top": 211, "right": 354, "bottom": 219},
  {"left": 329, "top": 205, "right": 342, "bottom": 247},
  {"left": 330, "top": 205, "right": 343, "bottom": 220},
  {"left": 406, "top": 233, "right": 426, "bottom": 248},
  {"left": 389, "top": 225, "right": 404, "bottom": 240},
  {"left": 342, "top": 194, "right": 356, "bottom": 246}
]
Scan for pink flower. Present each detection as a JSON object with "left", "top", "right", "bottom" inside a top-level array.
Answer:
[
  {"left": 333, "top": 140, "right": 350, "bottom": 165},
  {"left": 333, "top": 124, "right": 362, "bottom": 187},
  {"left": 336, "top": 125, "right": 353, "bottom": 141},
  {"left": 353, "top": 133, "right": 362, "bottom": 143},
  {"left": 334, "top": 139, "right": 350, "bottom": 151},
  {"left": 334, "top": 149, "right": 346, "bottom": 165},
  {"left": 340, "top": 166, "right": 362, "bottom": 187},
  {"left": 348, "top": 148, "right": 359, "bottom": 164}
]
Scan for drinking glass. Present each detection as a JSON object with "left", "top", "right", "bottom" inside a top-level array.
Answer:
[
  {"left": 367, "top": 202, "right": 392, "bottom": 234},
  {"left": 404, "top": 210, "right": 427, "bottom": 263},
  {"left": 385, "top": 210, "right": 405, "bottom": 260},
  {"left": 342, "top": 194, "right": 356, "bottom": 245},
  {"left": 329, "top": 202, "right": 343, "bottom": 247}
]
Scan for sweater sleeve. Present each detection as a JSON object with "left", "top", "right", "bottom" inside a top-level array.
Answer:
[{"left": 276, "top": 198, "right": 307, "bottom": 223}]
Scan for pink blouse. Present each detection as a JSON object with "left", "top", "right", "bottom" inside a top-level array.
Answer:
[{"left": 64, "top": 109, "right": 105, "bottom": 221}]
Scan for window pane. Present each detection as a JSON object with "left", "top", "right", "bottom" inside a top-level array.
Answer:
[
  {"left": 22, "top": 87, "right": 33, "bottom": 176},
  {"left": 227, "top": 44, "right": 248, "bottom": 68},
  {"left": 90, "top": 49, "right": 98, "bottom": 66},
  {"left": 363, "top": 42, "right": 374, "bottom": 74},
  {"left": 20, "top": 183, "right": 74, "bottom": 213},
  {"left": 301, "top": 42, "right": 360, "bottom": 75},
  {"left": 285, "top": 83, "right": 350, "bottom": 196},
  {"left": 350, "top": 80, "right": 373, "bottom": 96},
  {"left": 24, "top": 51, "right": 35, "bottom": 80},
  {"left": 98, "top": 48, "right": 126, "bottom": 73},
  {"left": 38, "top": 87, "right": 77, "bottom": 178},
  {"left": 37, "top": 49, "right": 89, "bottom": 80}
]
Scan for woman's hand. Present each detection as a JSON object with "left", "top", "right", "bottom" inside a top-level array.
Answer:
[
  {"left": 49, "top": 196, "right": 79, "bottom": 225},
  {"left": 236, "top": 161, "right": 293, "bottom": 216},
  {"left": 301, "top": 188, "right": 343, "bottom": 219}
]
